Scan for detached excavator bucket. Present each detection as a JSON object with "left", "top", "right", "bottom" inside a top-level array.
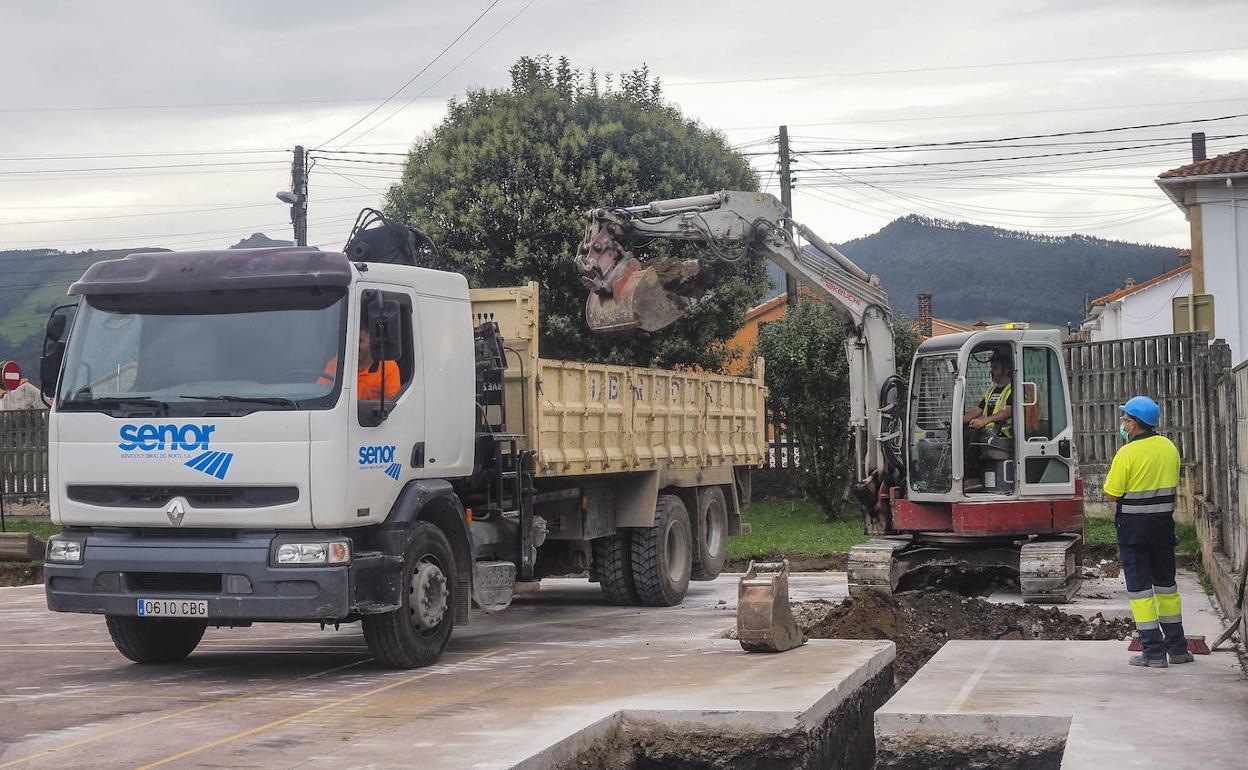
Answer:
[
  {"left": 737, "top": 560, "right": 805, "bottom": 653},
  {"left": 584, "top": 260, "right": 697, "bottom": 333}
]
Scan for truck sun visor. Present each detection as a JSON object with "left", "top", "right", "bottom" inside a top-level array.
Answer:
[{"left": 68, "top": 248, "right": 353, "bottom": 296}]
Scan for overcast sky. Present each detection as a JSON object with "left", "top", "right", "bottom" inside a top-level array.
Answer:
[{"left": 2, "top": 0, "right": 1247, "bottom": 261}]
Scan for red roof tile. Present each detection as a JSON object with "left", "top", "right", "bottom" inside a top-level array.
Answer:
[
  {"left": 1091, "top": 263, "right": 1190, "bottom": 306},
  {"left": 1159, "top": 148, "right": 1248, "bottom": 179}
]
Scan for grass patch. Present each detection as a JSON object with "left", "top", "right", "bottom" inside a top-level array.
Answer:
[
  {"left": 1083, "top": 517, "right": 1199, "bottom": 557},
  {"left": 0, "top": 518, "right": 59, "bottom": 541},
  {"left": 729, "top": 500, "right": 867, "bottom": 560}
]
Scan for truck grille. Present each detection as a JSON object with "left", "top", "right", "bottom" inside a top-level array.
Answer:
[
  {"left": 129, "top": 572, "right": 223, "bottom": 593},
  {"left": 68, "top": 485, "right": 298, "bottom": 509}
]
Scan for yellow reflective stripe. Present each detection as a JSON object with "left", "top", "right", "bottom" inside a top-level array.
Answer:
[
  {"left": 1130, "top": 595, "right": 1159, "bottom": 624},
  {"left": 1156, "top": 591, "right": 1182, "bottom": 619}
]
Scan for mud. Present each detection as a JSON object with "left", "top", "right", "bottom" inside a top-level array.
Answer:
[
  {"left": 875, "top": 742, "right": 1065, "bottom": 770},
  {"left": 0, "top": 563, "right": 42, "bottom": 587},
  {"left": 558, "top": 666, "right": 893, "bottom": 770},
  {"left": 723, "top": 552, "right": 847, "bottom": 573},
  {"left": 795, "top": 590, "right": 1133, "bottom": 686}
]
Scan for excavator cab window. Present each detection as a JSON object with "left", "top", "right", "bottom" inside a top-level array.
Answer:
[
  {"left": 963, "top": 345, "right": 1017, "bottom": 494},
  {"left": 907, "top": 354, "right": 956, "bottom": 493}
]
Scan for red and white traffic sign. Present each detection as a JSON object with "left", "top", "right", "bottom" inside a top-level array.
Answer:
[{"left": 0, "top": 361, "right": 22, "bottom": 391}]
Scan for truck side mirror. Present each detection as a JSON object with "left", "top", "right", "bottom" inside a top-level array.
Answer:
[
  {"left": 40, "top": 304, "right": 76, "bottom": 402},
  {"left": 374, "top": 299, "right": 403, "bottom": 362}
]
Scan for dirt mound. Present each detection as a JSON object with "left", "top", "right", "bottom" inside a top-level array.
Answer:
[
  {"left": 723, "top": 553, "right": 847, "bottom": 573},
  {"left": 795, "top": 590, "right": 1133, "bottom": 686}
]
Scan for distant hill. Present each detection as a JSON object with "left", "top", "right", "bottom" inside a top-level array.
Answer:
[
  {"left": 230, "top": 232, "right": 293, "bottom": 249},
  {"left": 763, "top": 215, "right": 1181, "bottom": 327}
]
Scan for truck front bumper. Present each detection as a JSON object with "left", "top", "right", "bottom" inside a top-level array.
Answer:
[{"left": 44, "top": 529, "right": 395, "bottom": 622}]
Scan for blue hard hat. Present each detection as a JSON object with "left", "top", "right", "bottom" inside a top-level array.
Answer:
[{"left": 1121, "top": 396, "right": 1160, "bottom": 427}]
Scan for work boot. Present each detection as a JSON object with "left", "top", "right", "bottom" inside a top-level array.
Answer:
[
  {"left": 1168, "top": 650, "right": 1195, "bottom": 664},
  {"left": 1129, "top": 654, "right": 1168, "bottom": 668}
]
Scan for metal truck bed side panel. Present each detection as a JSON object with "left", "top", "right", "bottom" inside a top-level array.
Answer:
[{"left": 469, "top": 283, "right": 766, "bottom": 479}]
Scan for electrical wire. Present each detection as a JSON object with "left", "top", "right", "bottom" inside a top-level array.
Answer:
[{"left": 314, "top": 0, "right": 504, "bottom": 150}]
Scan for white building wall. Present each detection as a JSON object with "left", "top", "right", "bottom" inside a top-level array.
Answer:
[
  {"left": 1086, "top": 271, "right": 1191, "bottom": 342},
  {"left": 1118, "top": 272, "right": 1192, "bottom": 339},
  {"left": 1197, "top": 179, "right": 1248, "bottom": 363}
]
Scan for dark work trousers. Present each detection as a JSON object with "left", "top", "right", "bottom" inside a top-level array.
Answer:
[{"left": 1117, "top": 512, "right": 1186, "bottom": 660}]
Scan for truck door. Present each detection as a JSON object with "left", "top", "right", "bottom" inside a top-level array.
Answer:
[
  {"left": 1017, "top": 344, "right": 1076, "bottom": 498},
  {"left": 346, "top": 285, "right": 425, "bottom": 523}
]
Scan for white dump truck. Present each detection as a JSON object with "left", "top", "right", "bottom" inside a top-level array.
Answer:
[{"left": 39, "top": 239, "right": 765, "bottom": 668}]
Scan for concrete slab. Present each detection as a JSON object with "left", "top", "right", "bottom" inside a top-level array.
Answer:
[
  {"left": 876, "top": 582, "right": 1248, "bottom": 770},
  {"left": 0, "top": 577, "right": 892, "bottom": 770}
]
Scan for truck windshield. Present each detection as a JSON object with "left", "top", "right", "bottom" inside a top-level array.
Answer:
[{"left": 57, "top": 287, "right": 346, "bottom": 415}]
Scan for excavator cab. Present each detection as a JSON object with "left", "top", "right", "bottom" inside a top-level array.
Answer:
[{"left": 906, "top": 329, "right": 1076, "bottom": 505}]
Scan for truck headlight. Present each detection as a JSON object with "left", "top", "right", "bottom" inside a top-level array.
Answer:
[
  {"left": 275, "top": 540, "right": 350, "bottom": 566},
  {"left": 47, "top": 537, "right": 84, "bottom": 565}
]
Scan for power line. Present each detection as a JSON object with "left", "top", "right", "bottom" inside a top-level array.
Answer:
[
  {"left": 338, "top": 0, "right": 538, "bottom": 148},
  {"left": 314, "top": 0, "right": 504, "bottom": 150},
  {"left": 790, "top": 119, "right": 1248, "bottom": 157},
  {"left": 0, "top": 194, "right": 376, "bottom": 227},
  {"left": 665, "top": 46, "right": 1248, "bottom": 88},
  {"left": 721, "top": 96, "right": 1248, "bottom": 131}
]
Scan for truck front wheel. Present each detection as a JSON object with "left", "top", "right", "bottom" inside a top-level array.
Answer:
[
  {"left": 105, "top": 616, "right": 206, "bottom": 663},
  {"left": 363, "top": 521, "right": 457, "bottom": 669},
  {"left": 631, "top": 494, "right": 692, "bottom": 606}
]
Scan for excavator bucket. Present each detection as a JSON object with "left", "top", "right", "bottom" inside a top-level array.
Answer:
[
  {"left": 737, "top": 560, "right": 805, "bottom": 653},
  {"left": 584, "top": 261, "right": 697, "bottom": 333},
  {"left": 574, "top": 207, "right": 707, "bottom": 334}
]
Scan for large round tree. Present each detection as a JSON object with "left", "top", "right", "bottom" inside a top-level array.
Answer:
[{"left": 386, "top": 55, "right": 768, "bottom": 369}]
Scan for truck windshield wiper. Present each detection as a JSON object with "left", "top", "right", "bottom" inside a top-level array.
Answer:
[
  {"left": 62, "top": 395, "right": 169, "bottom": 415},
  {"left": 179, "top": 394, "right": 299, "bottom": 409}
]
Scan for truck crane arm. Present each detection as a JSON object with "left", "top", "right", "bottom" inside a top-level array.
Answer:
[{"left": 574, "top": 190, "right": 906, "bottom": 501}]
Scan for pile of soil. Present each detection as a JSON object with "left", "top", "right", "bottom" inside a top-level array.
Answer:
[
  {"left": 723, "top": 552, "right": 847, "bottom": 573},
  {"left": 0, "top": 563, "right": 42, "bottom": 587},
  {"left": 794, "top": 590, "right": 1133, "bottom": 686}
]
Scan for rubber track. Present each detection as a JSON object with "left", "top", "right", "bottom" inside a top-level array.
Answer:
[
  {"left": 105, "top": 616, "right": 206, "bottom": 663},
  {"left": 631, "top": 494, "right": 684, "bottom": 607},
  {"left": 592, "top": 531, "right": 637, "bottom": 605}
]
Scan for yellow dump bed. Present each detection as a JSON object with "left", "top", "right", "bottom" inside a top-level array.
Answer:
[{"left": 470, "top": 283, "right": 767, "bottom": 479}]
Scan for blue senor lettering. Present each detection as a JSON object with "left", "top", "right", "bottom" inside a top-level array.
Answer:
[
  {"left": 358, "top": 445, "right": 396, "bottom": 465},
  {"left": 119, "top": 423, "right": 216, "bottom": 452}
]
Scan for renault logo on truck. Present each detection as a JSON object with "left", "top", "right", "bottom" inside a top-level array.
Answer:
[
  {"left": 117, "top": 423, "right": 234, "bottom": 480},
  {"left": 165, "top": 498, "right": 187, "bottom": 526}
]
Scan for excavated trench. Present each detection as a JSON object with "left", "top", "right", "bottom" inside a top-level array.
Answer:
[{"left": 563, "top": 587, "right": 1130, "bottom": 770}]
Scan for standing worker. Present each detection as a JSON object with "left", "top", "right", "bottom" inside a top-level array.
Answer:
[{"left": 1103, "top": 396, "right": 1191, "bottom": 668}]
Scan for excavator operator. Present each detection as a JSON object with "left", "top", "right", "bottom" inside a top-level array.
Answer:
[{"left": 963, "top": 351, "right": 1014, "bottom": 437}]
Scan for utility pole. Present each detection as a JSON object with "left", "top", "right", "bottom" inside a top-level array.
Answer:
[
  {"left": 289, "top": 145, "right": 308, "bottom": 246},
  {"left": 778, "top": 125, "right": 797, "bottom": 306}
]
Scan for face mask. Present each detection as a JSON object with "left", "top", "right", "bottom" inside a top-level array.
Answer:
[{"left": 1119, "top": 423, "right": 1130, "bottom": 441}]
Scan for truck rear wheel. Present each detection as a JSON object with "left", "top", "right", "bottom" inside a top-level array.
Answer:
[
  {"left": 690, "top": 487, "right": 728, "bottom": 580},
  {"left": 105, "top": 616, "right": 206, "bottom": 663},
  {"left": 631, "top": 494, "right": 692, "bottom": 606},
  {"left": 363, "top": 521, "right": 456, "bottom": 669},
  {"left": 592, "top": 531, "right": 638, "bottom": 605}
]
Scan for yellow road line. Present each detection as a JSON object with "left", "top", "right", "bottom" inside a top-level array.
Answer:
[
  {"left": 0, "top": 659, "right": 368, "bottom": 768},
  {"left": 135, "top": 649, "right": 503, "bottom": 770}
]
